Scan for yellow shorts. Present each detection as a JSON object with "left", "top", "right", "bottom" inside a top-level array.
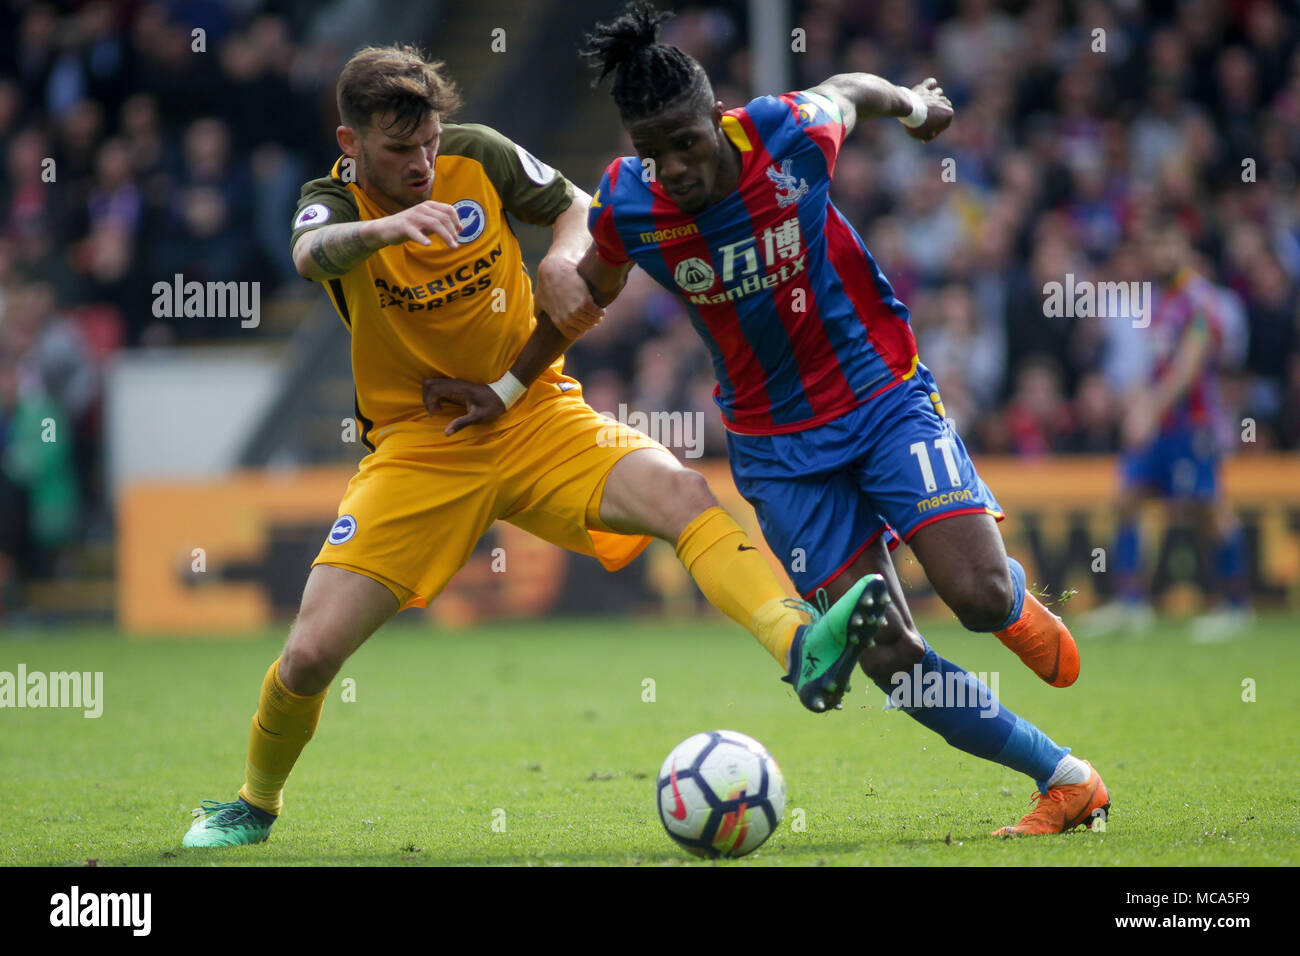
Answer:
[{"left": 312, "top": 388, "right": 663, "bottom": 611}]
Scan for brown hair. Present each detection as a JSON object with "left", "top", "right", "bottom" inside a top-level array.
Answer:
[{"left": 337, "top": 44, "right": 462, "bottom": 138}]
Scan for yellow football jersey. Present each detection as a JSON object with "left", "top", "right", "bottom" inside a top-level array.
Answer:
[{"left": 289, "top": 124, "right": 578, "bottom": 446}]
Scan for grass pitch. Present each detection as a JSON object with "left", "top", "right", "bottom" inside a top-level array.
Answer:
[{"left": 2, "top": 612, "right": 1297, "bottom": 866}]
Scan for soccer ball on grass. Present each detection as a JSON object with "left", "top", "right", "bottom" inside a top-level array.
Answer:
[{"left": 656, "top": 730, "right": 786, "bottom": 858}]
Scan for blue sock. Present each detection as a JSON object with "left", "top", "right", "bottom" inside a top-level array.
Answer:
[
  {"left": 876, "top": 641, "right": 1068, "bottom": 791},
  {"left": 1214, "top": 525, "right": 1248, "bottom": 609},
  {"left": 994, "top": 557, "right": 1027, "bottom": 630},
  {"left": 1115, "top": 520, "right": 1142, "bottom": 602}
]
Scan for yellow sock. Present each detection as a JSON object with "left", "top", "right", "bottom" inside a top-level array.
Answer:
[
  {"left": 675, "top": 507, "right": 806, "bottom": 667},
  {"left": 238, "top": 658, "right": 328, "bottom": 816}
]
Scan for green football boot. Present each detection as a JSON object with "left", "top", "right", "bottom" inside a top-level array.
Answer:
[
  {"left": 182, "top": 798, "right": 276, "bottom": 847},
  {"left": 781, "top": 573, "right": 890, "bottom": 713}
]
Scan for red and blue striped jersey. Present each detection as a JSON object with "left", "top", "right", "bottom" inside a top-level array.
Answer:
[
  {"left": 1150, "top": 267, "right": 1224, "bottom": 432},
  {"left": 588, "top": 90, "right": 920, "bottom": 435}
]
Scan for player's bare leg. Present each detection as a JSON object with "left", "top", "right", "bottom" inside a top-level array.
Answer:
[
  {"left": 596, "top": 447, "right": 724, "bottom": 541},
  {"left": 278, "top": 565, "right": 401, "bottom": 695},
  {"left": 597, "top": 448, "right": 886, "bottom": 712},
  {"left": 906, "top": 513, "right": 1014, "bottom": 630},
  {"left": 829, "top": 537, "right": 1107, "bottom": 835},
  {"left": 183, "top": 566, "right": 400, "bottom": 846},
  {"left": 906, "top": 513, "right": 1079, "bottom": 687}
]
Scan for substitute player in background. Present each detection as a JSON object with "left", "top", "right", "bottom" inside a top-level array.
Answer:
[
  {"left": 576, "top": 3, "right": 1107, "bottom": 838},
  {"left": 1087, "top": 218, "right": 1250, "bottom": 641},
  {"left": 182, "top": 44, "right": 882, "bottom": 848}
]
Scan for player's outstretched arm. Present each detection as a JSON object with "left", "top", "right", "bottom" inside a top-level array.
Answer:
[
  {"left": 292, "top": 201, "right": 462, "bottom": 281},
  {"left": 811, "top": 74, "right": 953, "bottom": 142}
]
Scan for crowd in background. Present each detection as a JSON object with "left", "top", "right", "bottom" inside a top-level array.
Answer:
[
  {"left": 2, "top": 0, "right": 1300, "bottom": 593},
  {"left": 565, "top": 0, "right": 1300, "bottom": 462},
  {"left": 0, "top": 0, "right": 342, "bottom": 588}
]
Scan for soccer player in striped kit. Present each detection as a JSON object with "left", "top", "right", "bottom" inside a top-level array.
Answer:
[
  {"left": 430, "top": 2, "right": 1111, "bottom": 837},
  {"left": 574, "top": 2, "right": 1107, "bottom": 837},
  {"left": 1091, "top": 217, "right": 1250, "bottom": 641}
]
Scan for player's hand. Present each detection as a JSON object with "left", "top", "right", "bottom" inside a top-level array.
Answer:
[
  {"left": 534, "top": 252, "right": 605, "bottom": 339},
  {"left": 904, "top": 78, "right": 953, "bottom": 143},
  {"left": 422, "top": 377, "right": 506, "bottom": 435},
  {"left": 371, "top": 201, "right": 462, "bottom": 249},
  {"left": 1121, "top": 402, "right": 1159, "bottom": 450}
]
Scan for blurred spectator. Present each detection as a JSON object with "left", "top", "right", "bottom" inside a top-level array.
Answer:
[
  {"left": 1068, "top": 372, "right": 1119, "bottom": 454},
  {"left": 86, "top": 138, "right": 143, "bottom": 236},
  {"left": 915, "top": 280, "right": 1003, "bottom": 429},
  {"left": 935, "top": 0, "right": 1021, "bottom": 99},
  {"left": 1240, "top": 252, "right": 1299, "bottom": 440},
  {"left": 0, "top": 338, "right": 81, "bottom": 584},
  {"left": 151, "top": 185, "right": 260, "bottom": 344},
  {"left": 1002, "top": 356, "right": 1076, "bottom": 457},
  {"left": 9, "top": 281, "right": 98, "bottom": 429}
]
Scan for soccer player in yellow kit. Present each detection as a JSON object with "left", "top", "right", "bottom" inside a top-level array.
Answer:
[{"left": 183, "top": 44, "right": 884, "bottom": 848}]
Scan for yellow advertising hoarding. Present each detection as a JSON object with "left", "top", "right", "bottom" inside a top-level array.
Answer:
[{"left": 117, "top": 456, "right": 1300, "bottom": 635}]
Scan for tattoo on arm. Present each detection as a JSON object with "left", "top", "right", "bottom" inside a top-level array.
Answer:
[{"left": 306, "top": 223, "right": 371, "bottom": 277}]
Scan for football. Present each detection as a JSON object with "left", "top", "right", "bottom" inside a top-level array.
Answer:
[{"left": 656, "top": 730, "right": 786, "bottom": 858}]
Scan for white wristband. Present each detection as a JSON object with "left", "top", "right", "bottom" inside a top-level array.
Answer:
[
  {"left": 487, "top": 371, "right": 526, "bottom": 410},
  {"left": 899, "top": 88, "right": 927, "bottom": 128}
]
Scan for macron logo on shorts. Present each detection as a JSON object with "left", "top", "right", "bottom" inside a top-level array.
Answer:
[{"left": 328, "top": 515, "right": 358, "bottom": 545}]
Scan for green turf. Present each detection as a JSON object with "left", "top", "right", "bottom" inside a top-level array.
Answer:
[{"left": 2, "top": 612, "right": 1297, "bottom": 866}]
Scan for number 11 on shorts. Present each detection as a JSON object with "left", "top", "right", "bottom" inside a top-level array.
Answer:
[{"left": 909, "top": 438, "right": 961, "bottom": 492}]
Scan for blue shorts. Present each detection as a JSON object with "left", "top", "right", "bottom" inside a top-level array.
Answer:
[
  {"left": 1120, "top": 427, "right": 1219, "bottom": 499},
  {"left": 726, "top": 376, "right": 1004, "bottom": 597}
]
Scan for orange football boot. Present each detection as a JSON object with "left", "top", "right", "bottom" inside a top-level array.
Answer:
[
  {"left": 994, "top": 592, "right": 1079, "bottom": 687},
  {"left": 992, "top": 761, "right": 1110, "bottom": 837}
]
